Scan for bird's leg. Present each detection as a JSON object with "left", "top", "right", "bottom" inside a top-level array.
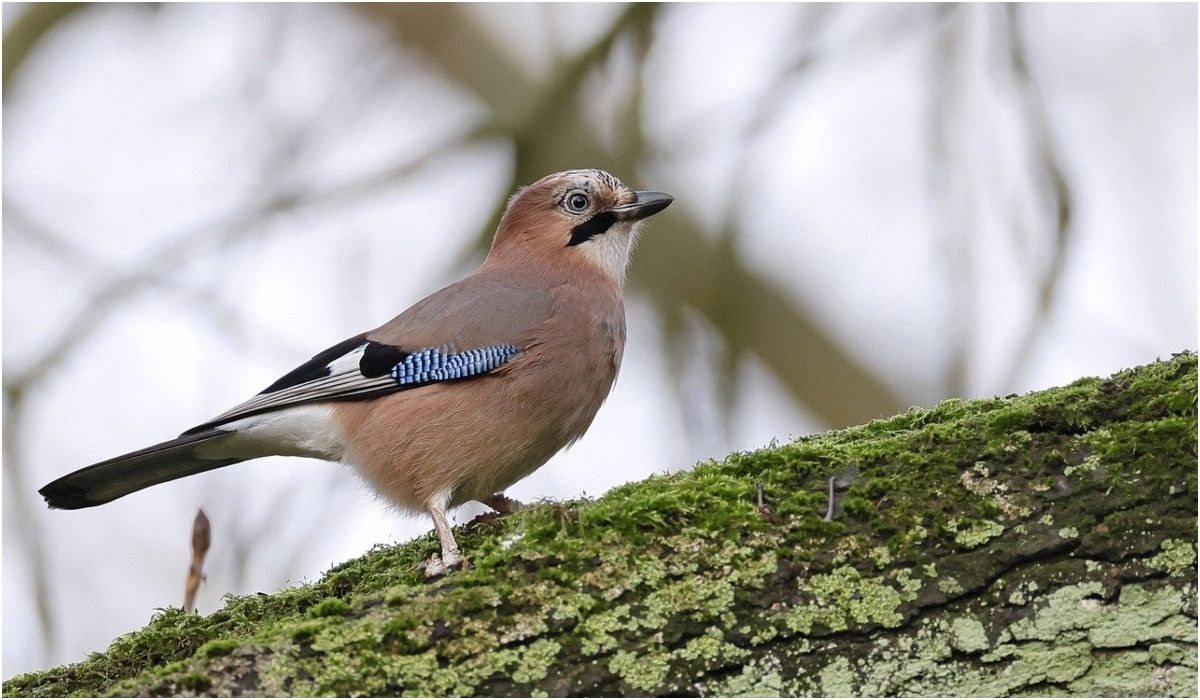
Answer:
[
  {"left": 422, "top": 495, "right": 467, "bottom": 578},
  {"left": 482, "top": 492, "right": 526, "bottom": 515}
]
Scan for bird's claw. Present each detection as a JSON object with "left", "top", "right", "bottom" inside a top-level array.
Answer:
[
  {"left": 482, "top": 493, "right": 526, "bottom": 515},
  {"left": 421, "top": 550, "right": 469, "bottom": 578}
]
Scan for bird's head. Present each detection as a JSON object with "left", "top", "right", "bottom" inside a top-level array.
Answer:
[{"left": 487, "top": 169, "right": 673, "bottom": 285}]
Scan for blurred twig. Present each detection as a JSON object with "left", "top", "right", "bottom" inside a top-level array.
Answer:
[
  {"left": 995, "top": 4, "right": 1073, "bottom": 391},
  {"left": 2, "top": 385, "right": 56, "bottom": 659},
  {"left": 929, "top": 5, "right": 1074, "bottom": 396},
  {"left": 928, "top": 3, "right": 975, "bottom": 399},
  {"left": 183, "top": 509, "right": 211, "bottom": 612}
]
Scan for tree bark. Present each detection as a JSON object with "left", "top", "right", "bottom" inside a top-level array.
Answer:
[{"left": 6, "top": 353, "right": 1196, "bottom": 697}]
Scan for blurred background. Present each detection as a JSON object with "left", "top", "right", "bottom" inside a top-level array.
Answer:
[{"left": 3, "top": 2, "right": 1195, "bottom": 677}]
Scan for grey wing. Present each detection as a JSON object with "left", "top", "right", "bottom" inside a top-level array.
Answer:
[
  {"left": 184, "top": 275, "right": 553, "bottom": 434},
  {"left": 366, "top": 273, "right": 555, "bottom": 350}
]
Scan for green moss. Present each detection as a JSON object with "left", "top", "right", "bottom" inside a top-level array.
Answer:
[
  {"left": 174, "top": 672, "right": 212, "bottom": 692},
  {"left": 307, "top": 597, "right": 351, "bottom": 618},
  {"left": 195, "top": 638, "right": 240, "bottom": 659}
]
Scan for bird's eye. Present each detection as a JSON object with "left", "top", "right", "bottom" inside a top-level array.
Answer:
[{"left": 564, "top": 191, "right": 590, "bottom": 214}]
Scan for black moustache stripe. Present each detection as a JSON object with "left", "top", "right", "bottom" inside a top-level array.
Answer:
[{"left": 567, "top": 210, "right": 616, "bottom": 247}]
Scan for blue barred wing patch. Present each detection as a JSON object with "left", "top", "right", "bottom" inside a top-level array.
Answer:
[{"left": 392, "top": 344, "right": 521, "bottom": 386}]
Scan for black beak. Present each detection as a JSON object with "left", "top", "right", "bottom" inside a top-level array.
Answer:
[{"left": 609, "top": 191, "right": 674, "bottom": 221}]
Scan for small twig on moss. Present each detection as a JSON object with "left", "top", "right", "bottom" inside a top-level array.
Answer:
[
  {"left": 755, "top": 482, "right": 776, "bottom": 521},
  {"left": 824, "top": 476, "right": 838, "bottom": 522}
]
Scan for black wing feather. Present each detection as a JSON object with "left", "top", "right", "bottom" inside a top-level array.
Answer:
[{"left": 259, "top": 333, "right": 368, "bottom": 393}]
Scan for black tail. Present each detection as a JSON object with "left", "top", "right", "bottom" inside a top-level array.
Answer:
[{"left": 39, "top": 428, "right": 243, "bottom": 509}]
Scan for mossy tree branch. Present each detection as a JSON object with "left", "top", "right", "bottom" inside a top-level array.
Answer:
[{"left": 5, "top": 352, "right": 1196, "bottom": 697}]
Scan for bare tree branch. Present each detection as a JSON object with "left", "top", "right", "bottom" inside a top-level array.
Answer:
[
  {"left": 995, "top": 4, "right": 1074, "bottom": 391},
  {"left": 927, "top": 4, "right": 975, "bottom": 399}
]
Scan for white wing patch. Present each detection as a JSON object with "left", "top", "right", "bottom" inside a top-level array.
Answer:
[{"left": 202, "top": 343, "right": 394, "bottom": 428}]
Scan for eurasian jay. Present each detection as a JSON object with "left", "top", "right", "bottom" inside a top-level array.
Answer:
[{"left": 39, "top": 169, "right": 673, "bottom": 576}]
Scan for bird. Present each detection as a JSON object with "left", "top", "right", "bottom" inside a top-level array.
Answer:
[{"left": 38, "top": 169, "right": 673, "bottom": 576}]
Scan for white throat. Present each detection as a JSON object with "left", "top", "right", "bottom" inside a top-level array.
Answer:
[{"left": 578, "top": 220, "right": 641, "bottom": 286}]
